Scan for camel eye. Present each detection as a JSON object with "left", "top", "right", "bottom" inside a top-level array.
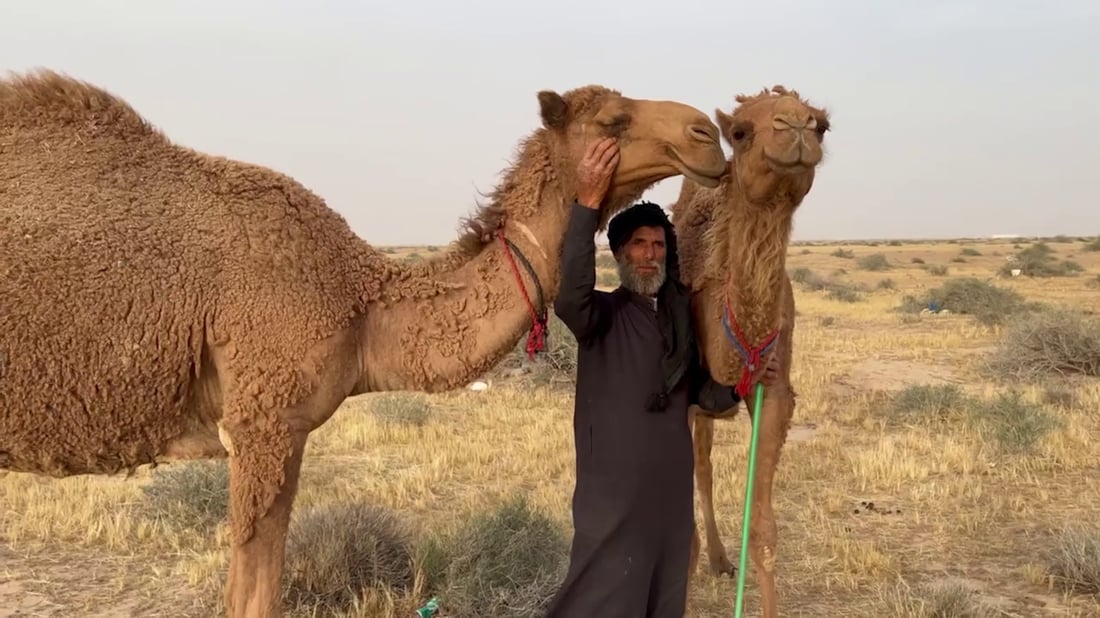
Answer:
[{"left": 732, "top": 129, "right": 746, "bottom": 141}]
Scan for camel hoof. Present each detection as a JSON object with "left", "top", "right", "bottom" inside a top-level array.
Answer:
[{"left": 710, "top": 556, "right": 736, "bottom": 577}]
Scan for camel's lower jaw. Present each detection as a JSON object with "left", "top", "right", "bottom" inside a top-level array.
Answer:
[{"left": 682, "top": 168, "right": 723, "bottom": 189}]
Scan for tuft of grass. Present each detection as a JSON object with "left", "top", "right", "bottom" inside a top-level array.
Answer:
[
  {"left": 987, "top": 309, "right": 1100, "bottom": 380},
  {"left": 433, "top": 495, "right": 569, "bottom": 618},
  {"left": 370, "top": 393, "right": 432, "bottom": 426},
  {"left": 970, "top": 391, "right": 1060, "bottom": 455},
  {"left": 1001, "top": 242, "right": 1084, "bottom": 277},
  {"left": 140, "top": 460, "right": 229, "bottom": 532},
  {"left": 960, "top": 247, "right": 982, "bottom": 256},
  {"left": 911, "top": 257, "right": 926, "bottom": 264},
  {"left": 857, "top": 253, "right": 891, "bottom": 271},
  {"left": 886, "top": 386, "right": 1058, "bottom": 455},
  {"left": 882, "top": 580, "right": 1000, "bottom": 617},
  {"left": 887, "top": 384, "right": 970, "bottom": 425},
  {"left": 831, "top": 248, "right": 855, "bottom": 258},
  {"left": 895, "top": 277, "right": 1034, "bottom": 325},
  {"left": 1043, "top": 525, "right": 1100, "bottom": 596},
  {"left": 788, "top": 267, "right": 865, "bottom": 303},
  {"left": 1083, "top": 237, "right": 1100, "bottom": 252},
  {"left": 283, "top": 503, "right": 416, "bottom": 613}
]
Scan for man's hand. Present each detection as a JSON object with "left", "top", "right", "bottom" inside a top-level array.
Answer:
[
  {"left": 759, "top": 352, "right": 782, "bottom": 387},
  {"left": 576, "top": 137, "right": 619, "bottom": 209}
]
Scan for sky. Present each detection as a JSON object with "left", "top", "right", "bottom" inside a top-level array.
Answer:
[{"left": 3, "top": 0, "right": 1098, "bottom": 246}]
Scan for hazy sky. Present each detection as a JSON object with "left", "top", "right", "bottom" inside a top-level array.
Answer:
[{"left": 4, "top": 1, "right": 1098, "bottom": 245}]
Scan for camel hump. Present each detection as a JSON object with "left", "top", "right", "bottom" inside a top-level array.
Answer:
[{"left": 0, "top": 68, "right": 160, "bottom": 140}]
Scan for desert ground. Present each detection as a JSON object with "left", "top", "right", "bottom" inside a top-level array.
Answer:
[{"left": 2, "top": 235, "right": 1099, "bottom": 617}]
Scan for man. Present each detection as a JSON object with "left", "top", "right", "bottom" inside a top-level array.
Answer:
[{"left": 544, "top": 137, "right": 779, "bottom": 617}]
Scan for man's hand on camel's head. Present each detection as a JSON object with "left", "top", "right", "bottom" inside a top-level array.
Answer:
[{"left": 576, "top": 137, "right": 619, "bottom": 210}]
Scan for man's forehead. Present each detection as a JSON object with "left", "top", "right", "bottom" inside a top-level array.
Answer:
[{"left": 628, "top": 225, "right": 666, "bottom": 241}]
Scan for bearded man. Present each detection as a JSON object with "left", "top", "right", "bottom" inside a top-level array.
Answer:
[{"left": 544, "top": 137, "right": 779, "bottom": 618}]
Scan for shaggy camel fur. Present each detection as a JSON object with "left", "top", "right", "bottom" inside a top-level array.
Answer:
[
  {"left": 0, "top": 69, "right": 727, "bottom": 617},
  {"left": 670, "top": 86, "right": 830, "bottom": 618}
]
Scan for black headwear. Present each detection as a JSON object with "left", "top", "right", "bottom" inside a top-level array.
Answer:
[{"left": 607, "top": 201, "right": 696, "bottom": 412}]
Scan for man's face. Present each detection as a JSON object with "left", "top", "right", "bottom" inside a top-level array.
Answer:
[{"left": 615, "top": 225, "right": 667, "bottom": 297}]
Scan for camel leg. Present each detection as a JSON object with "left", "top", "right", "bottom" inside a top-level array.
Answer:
[
  {"left": 223, "top": 426, "right": 308, "bottom": 618},
  {"left": 692, "top": 411, "right": 735, "bottom": 576},
  {"left": 746, "top": 387, "right": 793, "bottom": 618}
]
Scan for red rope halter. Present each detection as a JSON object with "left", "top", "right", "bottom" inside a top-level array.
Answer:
[{"left": 497, "top": 230, "right": 546, "bottom": 360}]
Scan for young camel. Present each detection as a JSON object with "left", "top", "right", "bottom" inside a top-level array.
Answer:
[
  {"left": 670, "top": 86, "right": 831, "bottom": 618},
  {"left": 0, "top": 69, "right": 728, "bottom": 618}
]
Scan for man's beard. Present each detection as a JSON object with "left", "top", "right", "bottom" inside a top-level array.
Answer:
[{"left": 617, "top": 255, "right": 666, "bottom": 297}]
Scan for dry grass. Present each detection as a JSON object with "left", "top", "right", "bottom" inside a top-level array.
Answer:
[{"left": 3, "top": 237, "right": 1100, "bottom": 617}]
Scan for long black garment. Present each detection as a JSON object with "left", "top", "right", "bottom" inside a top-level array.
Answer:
[{"left": 544, "top": 203, "right": 740, "bottom": 618}]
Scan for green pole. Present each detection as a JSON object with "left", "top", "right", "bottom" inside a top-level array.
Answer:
[{"left": 734, "top": 381, "right": 765, "bottom": 618}]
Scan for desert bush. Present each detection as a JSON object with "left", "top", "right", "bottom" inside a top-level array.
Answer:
[
  {"left": 922, "top": 264, "right": 949, "bottom": 276},
  {"left": 433, "top": 495, "right": 569, "bottom": 618},
  {"left": 877, "top": 278, "right": 896, "bottom": 290},
  {"left": 987, "top": 309, "right": 1100, "bottom": 380},
  {"left": 1042, "top": 384, "right": 1078, "bottom": 409},
  {"left": 141, "top": 460, "right": 229, "bottom": 531},
  {"left": 370, "top": 393, "right": 431, "bottom": 426},
  {"left": 857, "top": 253, "right": 890, "bottom": 271},
  {"left": 1001, "top": 242, "right": 1083, "bottom": 277},
  {"left": 887, "top": 384, "right": 970, "bottom": 425},
  {"left": 1043, "top": 525, "right": 1100, "bottom": 596},
  {"left": 831, "top": 248, "right": 854, "bottom": 258},
  {"left": 911, "top": 257, "right": 925, "bottom": 264},
  {"left": 887, "top": 386, "right": 1057, "bottom": 455},
  {"left": 960, "top": 247, "right": 982, "bottom": 256},
  {"left": 895, "top": 277, "right": 1033, "bottom": 325},
  {"left": 883, "top": 580, "right": 998, "bottom": 618},
  {"left": 1088, "top": 274, "right": 1100, "bottom": 289},
  {"left": 788, "top": 267, "right": 864, "bottom": 302},
  {"left": 1083, "top": 237, "right": 1100, "bottom": 252},
  {"left": 887, "top": 240, "right": 903, "bottom": 246},
  {"left": 283, "top": 503, "right": 416, "bottom": 612},
  {"left": 970, "top": 391, "right": 1060, "bottom": 455}
]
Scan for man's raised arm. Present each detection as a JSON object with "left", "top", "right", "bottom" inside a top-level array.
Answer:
[{"left": 553, "top": 137, "right": 620, "bottom": 343}]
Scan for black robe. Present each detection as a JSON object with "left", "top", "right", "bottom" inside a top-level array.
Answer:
[{"left": 544, "top": 203, "right": 741, "bottom": 618}]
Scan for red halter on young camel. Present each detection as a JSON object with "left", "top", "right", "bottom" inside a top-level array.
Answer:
[{"left": 670, "top": 85, "right": 831, "bottom": 618}]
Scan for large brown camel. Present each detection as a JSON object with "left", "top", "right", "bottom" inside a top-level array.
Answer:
[
  {"left": 0, "top": 69, "right": 728, "bottom": 617},
  {"left": 670, "top": 86, "right": 830, "bottom": 618}
]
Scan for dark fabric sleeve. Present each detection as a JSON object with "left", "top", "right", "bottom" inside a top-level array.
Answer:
[
  {"left": 553, "top": 202, "right": 612, "bottom": 343},
  {"left": 687, "top": 349, "right": 742, "bottom": 412}
]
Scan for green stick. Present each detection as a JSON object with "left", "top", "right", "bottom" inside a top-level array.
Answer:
[{"left": 734, "top": 381, "right": 765, "bottom": 618}]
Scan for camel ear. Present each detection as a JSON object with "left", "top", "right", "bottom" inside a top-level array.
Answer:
[
  {"left": 715, "top": 108, "right": 735, "bottom": 142},
  {"left": 538, "top": 91, "right": 568, "bottom": 130}
]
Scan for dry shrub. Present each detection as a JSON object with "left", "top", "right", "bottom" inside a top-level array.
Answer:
[
  {"left": 857, "top": 253, "right": 891, "bottom": 271},
  {"left": 283, "top": 503, "right": 416, "bottom": 613},
  {"left": 495, "top": 314, "right": 579, "bottom": 389},
  {"left": 896, "top": 277, "right": 1034, "bottom": 325},
  {"left": 1083, "top": 237, "right": 1100, "bottom": 252},
  {"left": 140, "top": 460, "right": 229, "bottom": 531},
  {"left": 434, "top": 495, "right": 569, "bottom": 618},
  {"left": 1000, "top": 242, "right": 1084, "bottom": 277},
  {"left": 369, "top": 393, "right": 431, "bottom": 426},
  {"left": 988, "top": 309, "right": 1100, "bottom": 380},
  {"left": 1044, "top": 525, "right": 1100, "bottom": 597},
  {"left": 788, "top": 267, "right": 864, "bottom": 302},
  {"left": 885, "top": 386, "right": 1058, "bottom": 455},
  {"left": 882, "top": 580, "right": 999, "bottom": 617}
]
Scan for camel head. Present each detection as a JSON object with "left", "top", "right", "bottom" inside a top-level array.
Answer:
[
  {"left": 716, "top": 85, "right": 830, "bottom": 207},
  {"left": 538, "top": 85, "right": 727, "bottom": 219}
]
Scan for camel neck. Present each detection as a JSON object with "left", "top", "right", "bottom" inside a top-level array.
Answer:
[{"left": 719, "top": 192, "right": 795, "bottom": 345}]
